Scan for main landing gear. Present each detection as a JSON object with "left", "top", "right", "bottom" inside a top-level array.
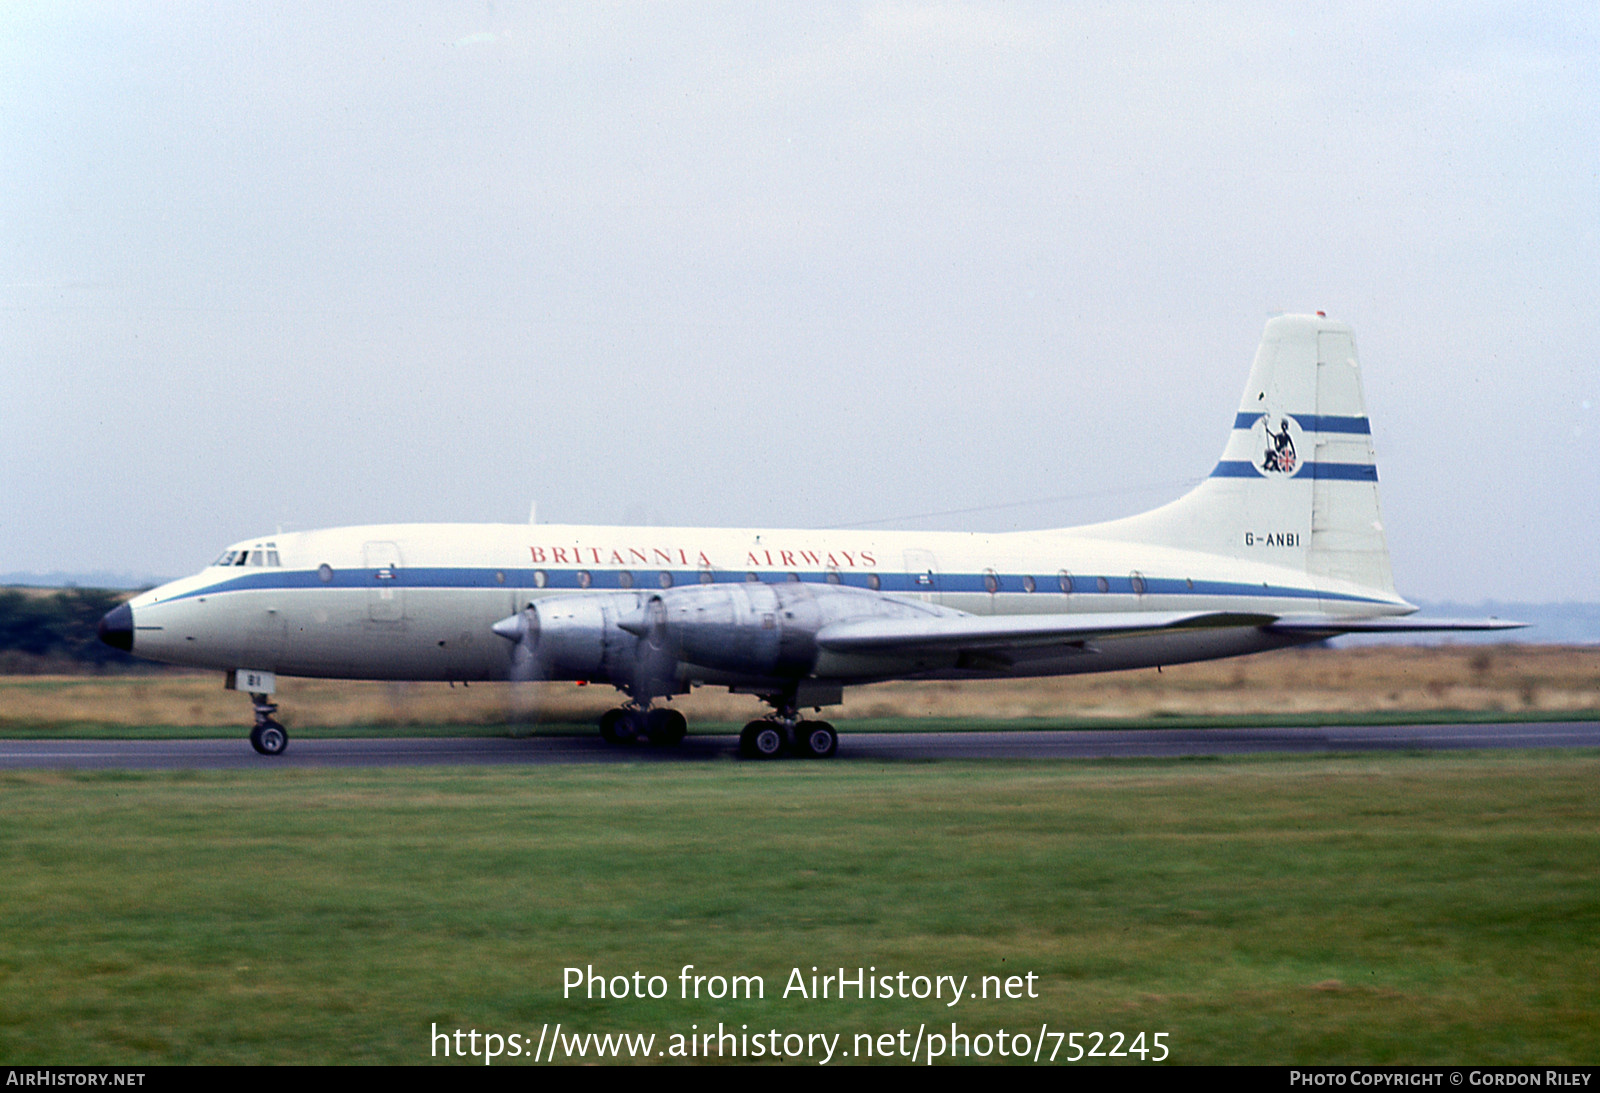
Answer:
[
  {"left": 738, "top": 717, "right": 838, "bottom": 760},
  {"left": 598, "top": 704, "right": 688, "bottom": 747},
  {"left": 592, "top": 698, "right": 840, "bottom": 759},
  {"left": 248, "top": 694, "right": 287, "bottom": 756},
  {"left": 736, "top": 690, "right": 838, "bottom": 760}
]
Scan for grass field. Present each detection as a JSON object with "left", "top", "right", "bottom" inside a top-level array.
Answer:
[
  {"left": 2, "top": 752, "right": 1597, "bottom": 1065},
  {"left": 2, "top": 644, "right": 1597, "bottom": 735}
]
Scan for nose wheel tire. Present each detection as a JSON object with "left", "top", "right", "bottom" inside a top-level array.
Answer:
[{"left": 250, "top": 719, "right": 287, "bottom": 756}]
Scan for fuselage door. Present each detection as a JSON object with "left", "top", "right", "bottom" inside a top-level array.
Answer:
[
  {"left": 902, "top": 548, "right": 942, "bottom": 605},
  {"left": 363, "top": 541, "right": 405, "bottom": 622}
]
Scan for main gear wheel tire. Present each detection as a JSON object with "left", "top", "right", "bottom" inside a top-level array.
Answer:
[
  {"left": 599, "top": 708, "right": 644, "bottom": 745},
  {"left": 739, "top": 720, "right": 787, "bottom": 759},
  {"left": 796, "top": 720, "right": 838, "bottom": 759},
  {"left": 646, "top": 708, "right": 688, "bottom": 746}
]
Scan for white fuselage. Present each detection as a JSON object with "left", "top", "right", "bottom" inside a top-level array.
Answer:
[{"left": 125, "top": 520, "right": 1410, "bottom": 685}]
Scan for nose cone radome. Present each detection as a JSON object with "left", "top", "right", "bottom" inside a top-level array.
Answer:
[{"left": 97, "top": 602, "right": 134, "bottom": 652}]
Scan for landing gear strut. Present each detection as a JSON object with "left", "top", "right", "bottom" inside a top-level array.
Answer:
[{"left": 248, "top": 694, "right": 287, "bottom": 756}]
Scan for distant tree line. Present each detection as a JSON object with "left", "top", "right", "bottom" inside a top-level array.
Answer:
[{"left": 0, "top": 588, "right": 152, "bottom": 673}]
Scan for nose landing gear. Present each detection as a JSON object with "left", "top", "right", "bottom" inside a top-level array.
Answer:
[{"left": 248, "top": 694, "right": 288, "bottom": 756}]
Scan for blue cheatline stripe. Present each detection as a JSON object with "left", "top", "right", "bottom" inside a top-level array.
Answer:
[
  {"left": 1232, "top": 412, "right": 1370, "bottom": 434},
  {"left": 1210, "top": 460, "right": 1377, "bottom": 481},
  {"left": 160, "top": 566, "right": 1394, "bottom": 607}
]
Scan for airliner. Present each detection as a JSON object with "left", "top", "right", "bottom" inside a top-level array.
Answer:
[{"left": 98, "top": 314, "right": 1517, "bottom": 758}]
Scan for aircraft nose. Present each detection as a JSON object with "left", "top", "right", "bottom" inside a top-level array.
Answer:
[{"left": 97, "top": 602, "right": 134, "bottom": 652}]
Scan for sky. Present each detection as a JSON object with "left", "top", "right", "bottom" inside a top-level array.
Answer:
[{"left": 2, "top": 2, "right": 1596, "bottom": 601}]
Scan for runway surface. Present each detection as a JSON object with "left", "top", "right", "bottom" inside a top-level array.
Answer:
[{"left": 1, "top": 721, "right": 1597, "bottom": 769}]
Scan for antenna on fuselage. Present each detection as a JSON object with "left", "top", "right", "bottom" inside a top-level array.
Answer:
[{"left": 528, "top": 502, "right": 538, "bottom": 525}]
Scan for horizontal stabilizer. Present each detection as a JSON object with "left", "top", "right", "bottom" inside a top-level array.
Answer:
[
  {"left": 1267, "top": 616, "right": 1526, "bottom": 634},
  {"left": 817, "top": 611, "right": 1279, "bottom": 654}
]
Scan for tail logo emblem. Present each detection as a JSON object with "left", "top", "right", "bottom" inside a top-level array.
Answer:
[{"left": 1251, "top": 414, "right": 1304, "bottom": 477}]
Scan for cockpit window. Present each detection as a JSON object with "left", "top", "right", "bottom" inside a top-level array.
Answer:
[{"left": 213, "top": 545, "right": 281, "bottom": 568}]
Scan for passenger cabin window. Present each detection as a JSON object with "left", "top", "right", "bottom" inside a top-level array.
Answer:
[
  {"left": 617, "top": 571, "right": 635, "bottom": 589},
  {"left": 1058, "top": 571, "right": 1073, "bottom": 593},
  {"left": 1023, "top": 575, "right": 1036, "bottom": 593},
  {"left": 1096, "top": 576, "right": 1110, "bottom": 593}
]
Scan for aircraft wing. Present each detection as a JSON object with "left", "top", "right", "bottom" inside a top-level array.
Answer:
[
  {"left": 815, "top": 610, "right": 1280, "bottom": 654},
  {"left": 1266, "top": 616, "right": 1526, "bottom": 634},
  {"left": 815, "top": 610, "right": 1526, "bottom": 661}
]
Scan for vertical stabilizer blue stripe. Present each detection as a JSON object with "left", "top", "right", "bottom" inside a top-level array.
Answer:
[
  {"left": 1211, "top": 460, "right": 1377, "bottom": 481},
  {"left": 1233, "top": 412, "right": 1370, "bottom": 434}
]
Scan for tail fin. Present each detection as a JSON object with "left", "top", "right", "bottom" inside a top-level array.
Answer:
[{"left": 1078, "top": 314, "right": 1397, "bottom": 597}]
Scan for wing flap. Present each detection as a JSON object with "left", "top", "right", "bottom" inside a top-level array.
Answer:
[
  {"left": 816, "top": 610, "right": 1279, "bottom": 654},
  {"left": 1267, "top": 616, "right": 1526, "bottom": 634}
]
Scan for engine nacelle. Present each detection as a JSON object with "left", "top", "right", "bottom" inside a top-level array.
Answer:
[
  {"left": 624, "top": 581, "right": 943, "bottom": 680},
  {"left": 495, "top": 583, "right": 949, "bottom": 694},
  {"left": 500, "top": 591, "right": 644, "bottom": 684}
]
